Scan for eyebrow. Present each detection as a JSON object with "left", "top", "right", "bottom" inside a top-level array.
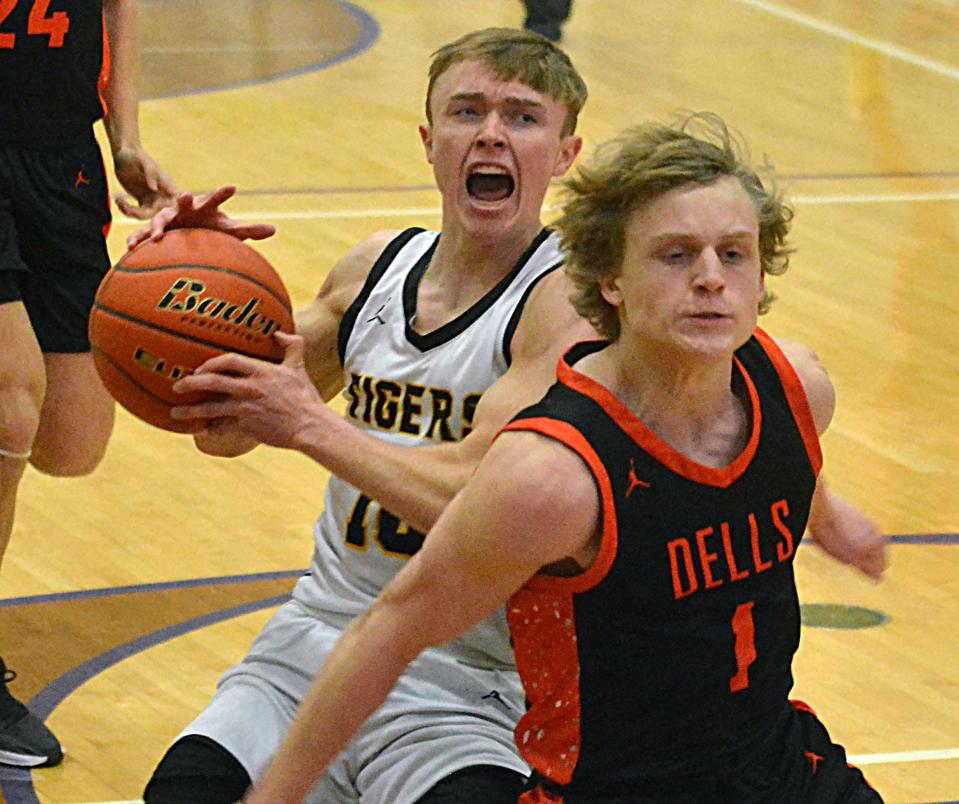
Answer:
[
  {"left": 447, "top": 92, "right": 546, "bottom": 110},
  {"left": 652, "top": 230, "right": 754, "bottom": 244}
]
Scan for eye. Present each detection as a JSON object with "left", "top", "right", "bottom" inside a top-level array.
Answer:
[{"left": 454, "top": 106, "right": 479, "bottom": 118}]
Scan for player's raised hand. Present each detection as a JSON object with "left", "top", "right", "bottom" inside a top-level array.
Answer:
[{"left": 126, "top": 185, "right": 277, "bottom": 249}]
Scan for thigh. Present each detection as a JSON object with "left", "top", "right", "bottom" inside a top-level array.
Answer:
[
  {"left": 6, "top": 140, "right": 111, "bottom": 353},
  {"left": 31, "top": 351, "right": 114, "bottom": 472},
  {"left": 185, "top": 601, "right": 359, "bottom": 803},
  {"left": 0, "top": 192, "right": 28, "bottom": 303},
  {"left": 354, "top": 650, "right": 528, "bottom": 804},
  {"left": 757, "top": 703, "right": 884, "bottom": 804},
  {"left": 0, "top": 300, "right": 45, "bottom": 396}
]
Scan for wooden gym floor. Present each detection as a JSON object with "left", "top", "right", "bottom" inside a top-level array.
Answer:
[{"left": 1, "top": 1, "right": 957, "bottom": 801}]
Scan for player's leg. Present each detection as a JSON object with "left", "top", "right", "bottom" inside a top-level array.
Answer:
[
  {"left": 13, "top": 136, "right": 115, "bottom": 477},
  {"left": 145, "top": 600, "right": 349, "bottom": 803},
  {"left": 0, "top": 173, "right": 65, "bottom": 765},
  {"left": 784, "top": 701, "right": 884, "bottom": 803},
  {"left": 0, "top": 300, "right": 45, "bottom": 567},
  {"left": 354, "top": 649, "right": 529, "bottom": 804},
  {"left": 30, "top": 352, "right": 114, "bottom": 476},
  {"left": 143, "top": 734, "right": 251, "bottom": 804},
  {"left": 415, "top": 765, "right": 526, "bottom": 803},
  {"left": 523, "top": 0, "right": 573, "bottom": 41}
]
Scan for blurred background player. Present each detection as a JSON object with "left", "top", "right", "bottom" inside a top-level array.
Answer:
[
  {"left": 0, "top": 0, "right": 176, "bottom": 768},
  {"left": 523, "top": 0, "right": 573, "bottom": 42},
  {"left": 243, "top": 112, "right": 884, "bottom": 804}
]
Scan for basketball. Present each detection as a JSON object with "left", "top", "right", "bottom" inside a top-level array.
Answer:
[{"left": 89, "top": 228, "right": 294, "bottom": 433}]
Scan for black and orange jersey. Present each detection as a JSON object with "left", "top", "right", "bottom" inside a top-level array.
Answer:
[
  {"left": 503, "top": 329, "right": 822, "bottom": 799},
  {"left": 0, "top": 1, "right": 107, "bottom": 146}
]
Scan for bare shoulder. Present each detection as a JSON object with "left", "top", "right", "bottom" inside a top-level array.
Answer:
[
  {"left": 772, "top": 336, "right": 836, "bottom": 435},
  {"left": 298, "top": 230, "right": 399, "bottom": 324},
  {"left": 294, "top": 229, "right": 400, "bottom": 397},
  {"left": 474, "top": 428, "right": 600, "bottom": 562},
  {"left": 320, "top": 230, "right": 401, "bottom": 309},
  {"left": 509, "top": 268, "right": 597, "bottom": 361}
]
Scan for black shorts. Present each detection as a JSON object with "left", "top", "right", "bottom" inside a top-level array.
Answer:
[
  {"left": 521, "top": 701, "right": 882, "bottom": 803},
  {"left": 0, "top": 135, "right": 111, "bottom": 352}
]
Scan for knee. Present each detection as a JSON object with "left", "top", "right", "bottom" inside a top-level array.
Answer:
[
  {"left": 29, "top": 401, "right": 114, "bottom": 477},
  {"left": 0, "top": 373, "right": 44, "bottom": 464},
  {"left": 29, "top": 432, "right": 109, "bottom": 477},
  {"left": 144, "top": 735, "right": 252, "bottom": 804}
]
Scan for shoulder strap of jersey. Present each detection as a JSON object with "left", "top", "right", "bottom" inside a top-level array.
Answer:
[
  {"left": 337, "top": 228, "right": 427, "bottom": 365},
  {"left": 751, "top": 328, "right": 823, "bottom": 475}
]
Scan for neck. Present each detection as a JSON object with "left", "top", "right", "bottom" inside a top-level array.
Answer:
[
  {"left": 429, "top": 217, "right": 543, "bottom": 287},
  {"left": 408, "top": 219, "right": 543, "bottom": 333},
  {"left": 584, "top": 339, "right": 748, "bottom": 467}
]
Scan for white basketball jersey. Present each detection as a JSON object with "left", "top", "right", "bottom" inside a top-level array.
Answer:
[{"left": 292, "top": 227, "right": 564, "bottom": 667}]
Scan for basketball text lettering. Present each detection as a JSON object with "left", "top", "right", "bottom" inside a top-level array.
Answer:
[
  {"left": 133, "top": 347, "right": 191, "bottom": 382},
  {"left": 156, "top": 279, "right": 282, "bottom": 336}
]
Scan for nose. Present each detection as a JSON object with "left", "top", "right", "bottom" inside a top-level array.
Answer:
[
  {"left": 476, "top": 112, "right": 507, "bottom": 149},
  {"left": 694, "top": 248, "right": 725, "bottom": 291}
]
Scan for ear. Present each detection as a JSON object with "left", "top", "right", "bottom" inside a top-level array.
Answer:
[
  {"left": 757, "top": 268, "right": 766, "bottom": 304},
  {"left": 599, "top": 273, "right": 623, "bottom": 308},
  {"left": 553, "top": 135, "right": 583, "bottom": 178},
  {"left": 419, "top": 125, "right": 434, "bottom": 164}
]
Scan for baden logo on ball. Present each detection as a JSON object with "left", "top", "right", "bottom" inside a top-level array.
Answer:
[{"left": 88, "top": 228, "right": 294, "bottom": 433}]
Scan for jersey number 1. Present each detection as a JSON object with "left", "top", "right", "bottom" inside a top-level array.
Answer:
[
  {"left": 729, "top": 601, "right": 757, "bottom": 693},
  {"left": 0, "top": 0, "right": 70, "bottom": 49}
]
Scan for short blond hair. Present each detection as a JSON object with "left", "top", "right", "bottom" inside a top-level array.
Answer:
[
  {"left": 426, "top": 28, "right": 588, "bottom": 137},
  {"left": 556, "top": 112, "right": 793, "bottom": 339}
]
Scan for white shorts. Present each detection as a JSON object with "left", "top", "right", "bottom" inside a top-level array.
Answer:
[{"left": 180, "top": 598, "right": 528, "bottom": 803}]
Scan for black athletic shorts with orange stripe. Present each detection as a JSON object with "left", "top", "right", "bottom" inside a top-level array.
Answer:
[
  {"left": 519, "top": 701, "right": 882, "bottom": 803},
  {"left": 0, "top": 135, "right": 111, "bottom": 352}
]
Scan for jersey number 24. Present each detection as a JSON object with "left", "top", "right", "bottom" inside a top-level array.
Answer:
[{"left": 0, "top": 0, "right": 70, "bottom": 49}]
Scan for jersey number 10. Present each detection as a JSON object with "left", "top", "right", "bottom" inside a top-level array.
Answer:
[{"left": 0, "top": 0, "right": 70, "bottom": 49}]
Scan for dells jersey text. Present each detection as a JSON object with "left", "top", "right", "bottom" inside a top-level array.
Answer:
[{"left": 667, "top": 498, "right": 798, "bottom": 600}]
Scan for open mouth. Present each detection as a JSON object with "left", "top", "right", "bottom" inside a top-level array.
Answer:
[{"left": 466, "top": 168, "right": 515, "bottom": 202}]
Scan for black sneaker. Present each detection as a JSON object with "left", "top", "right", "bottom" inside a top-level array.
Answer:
[{"left": 0, "top": 657, "right": 63, "bottom": 767}]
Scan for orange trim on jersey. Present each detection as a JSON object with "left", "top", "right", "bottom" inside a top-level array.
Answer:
[
  {"left": 555, "top": 348, "right": 762, "bottom": 489},
  {"left": 501, "top": 417, "right": 618, "bottom": 594},
  {"left": 519, "top": 787, "right": 565, "bottom": 803},
  {"left": 508, "top": 586, "right": 582, "bottom": 786},
  {"left": 789, "top": 698, "right": 817, "bottom": 716},
  {"left": 753, "top": 329, "right": 823, "bottom": 476},
  {"left": 97, "top": 13, "right": 110, "bottom": 116}
]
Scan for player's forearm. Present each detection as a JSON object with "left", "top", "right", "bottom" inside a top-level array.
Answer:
[
  {"left": 293, "top": 413, "right": 472, "bottom": 532},
  {"left": 101, "top": 0, "right": 143, "bottom": 154}
]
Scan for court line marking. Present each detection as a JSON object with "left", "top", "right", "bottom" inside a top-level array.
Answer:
[
  {"left": 5, "top": 541, "right": 956, "bottom": 803},
  {"left": 849, "top": 747, "right": 959, "bottom": 765},
  {"left": 732, "top": 0, "right": 959, "bottom": 84},
  {"left": 142, "top": 0, "right": 380, "bottom": 100},
  {"left": 110, "top": 190, "right": 959, "bottom": 227}
]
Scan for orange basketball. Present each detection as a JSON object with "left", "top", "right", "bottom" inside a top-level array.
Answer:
[{"left": 89, "top": 228, "right": 294, "bottom": 433}]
